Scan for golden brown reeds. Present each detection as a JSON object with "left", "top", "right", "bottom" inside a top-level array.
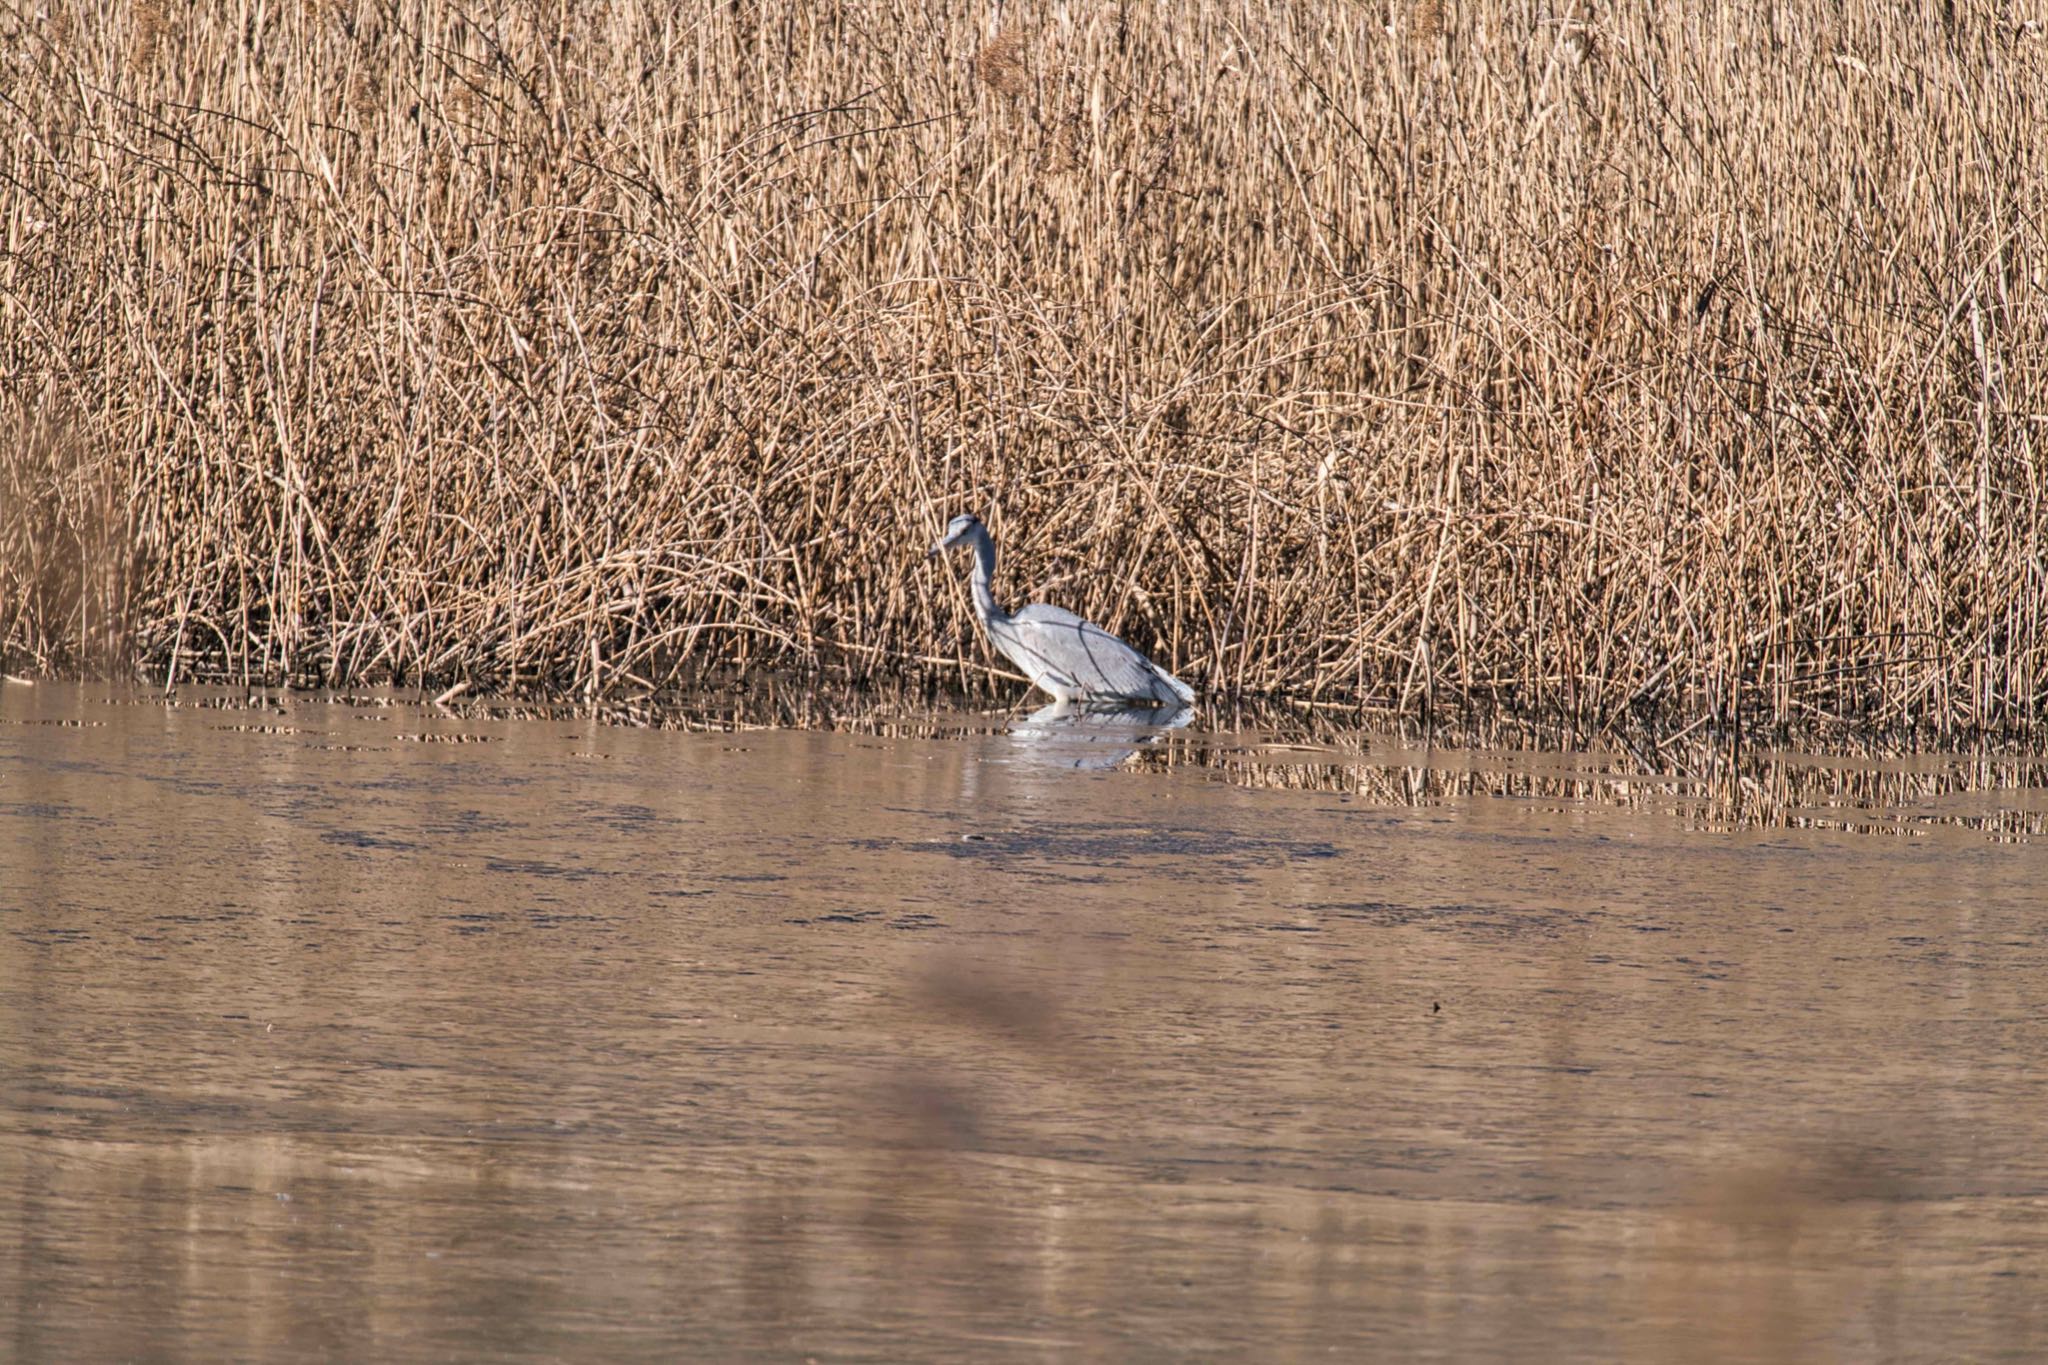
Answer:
[{"left": 2, "top": 2, "right": 2044, "bottom": 732}]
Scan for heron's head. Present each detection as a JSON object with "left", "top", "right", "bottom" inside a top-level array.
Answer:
[{"left": 929, "top": 513, "right": 983, "bottom": 558}]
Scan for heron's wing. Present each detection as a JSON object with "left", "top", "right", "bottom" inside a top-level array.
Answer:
[{"left": 1009, "top": 604, "right": 1194, "bottom": 704}]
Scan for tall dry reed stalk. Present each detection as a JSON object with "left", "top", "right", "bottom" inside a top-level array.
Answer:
[{"left": 2, "top": 1, "right": 2044, "bottom": 731}]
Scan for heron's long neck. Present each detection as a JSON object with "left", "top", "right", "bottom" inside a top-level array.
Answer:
[{"left": 968, "top": 527, "right": 1007, "bottom": 625}]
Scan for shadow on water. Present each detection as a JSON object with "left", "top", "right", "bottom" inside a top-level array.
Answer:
[{"left": 3, "top": 676, "right": 2048, "bottom": 1360}]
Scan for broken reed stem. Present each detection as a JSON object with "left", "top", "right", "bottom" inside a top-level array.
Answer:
[{"left": 1, "top": 2, "right": 2044, "bottom": 733}]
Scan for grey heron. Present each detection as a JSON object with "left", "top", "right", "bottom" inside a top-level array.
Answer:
[{"left": 928, "top": 514, "right": 1196, "bottom": 707}]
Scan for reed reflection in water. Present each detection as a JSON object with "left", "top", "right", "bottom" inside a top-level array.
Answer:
[
  {"left": 519, "top": 670, "right": 2048, "bottom": 842},
  {"left": 1, "top": 680, "right": 2045, "bottom": 1361}
]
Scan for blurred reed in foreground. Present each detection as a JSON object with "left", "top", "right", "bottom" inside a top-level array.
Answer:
[{"left": 2, "top": 2, "right": 2043, "bottom": 732}]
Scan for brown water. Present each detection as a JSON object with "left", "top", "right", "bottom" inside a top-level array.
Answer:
[{"left": 3, "top": 681, "right": 2046, "bottom": 1362}]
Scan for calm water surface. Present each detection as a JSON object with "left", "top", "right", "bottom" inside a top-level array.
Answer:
[{"left": 2, "top": 681, "right": 2046, "bottom": 1361}]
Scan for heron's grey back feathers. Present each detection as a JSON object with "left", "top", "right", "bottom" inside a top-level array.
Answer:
[{"left": 999, "top": 606, "right": 1194, "bottom": 706}]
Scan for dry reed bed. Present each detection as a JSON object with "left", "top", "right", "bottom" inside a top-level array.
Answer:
[{"left": 2, "top": 1, "right": 2044, "bottom": 730}]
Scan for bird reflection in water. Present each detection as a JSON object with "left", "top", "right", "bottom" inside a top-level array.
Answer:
[{"left": 1007, "top": 698, "right": 1194, "bottom": 769}]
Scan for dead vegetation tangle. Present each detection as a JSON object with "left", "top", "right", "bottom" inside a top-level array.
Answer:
[{"left": 2, "top": 2, "right": 2045, "bottom": 731}]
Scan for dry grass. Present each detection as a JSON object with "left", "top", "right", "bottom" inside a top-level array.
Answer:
[{"left": 2, "top": 1, "right": 2044, "bottom": 731}]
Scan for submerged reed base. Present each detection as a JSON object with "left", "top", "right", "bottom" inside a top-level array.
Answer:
[{"left": 3, "top": 2, "right": 2043, "bottom": 734}]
